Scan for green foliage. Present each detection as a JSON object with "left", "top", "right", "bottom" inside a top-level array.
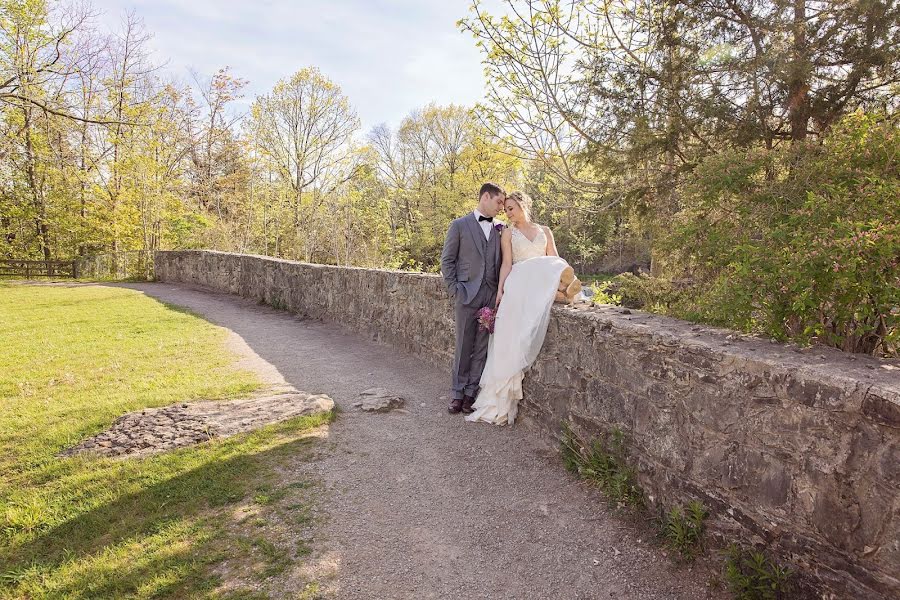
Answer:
[
  {"left": 661, "top": 500, "right": 708, "bottom": 560},
  {"left": 612, "top": 273, "right": 691, "bottom": 312},
  {"left": 269, "top": 295, "right": 288, "bottom": 311},
  {"left": 560, "top": 422, "right": 582, "bottom": 475},
  {"left": 370, "top": 104, "right": 521, "bottom": 271},
  {"left": 560, "top": 423, "right": 643, "bottom": 508},
  {"left": 655, "top": 112, "right": 899, "bottom": 356},
  {"left": 524, "top": 161, "right": 640, "bottom": 274},
  {"left": 464, "top": 0, "right": 899, "bottom": 211},
  {"left": 588, "top": 279, "right": 622, "bottom": 306},
  {"left": 724, "top": 544, "right": 793, "bottom": 600}
]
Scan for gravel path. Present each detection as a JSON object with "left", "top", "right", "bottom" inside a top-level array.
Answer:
[{"left": 124, "top": 283, "right": 721, "bottom": 600}]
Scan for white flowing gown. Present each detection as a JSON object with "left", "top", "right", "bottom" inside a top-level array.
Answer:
[{"left": 465, "top": 225, "right": 569, "bottom": 426}]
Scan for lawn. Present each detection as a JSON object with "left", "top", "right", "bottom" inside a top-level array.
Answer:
[{"left": 0, "top": 284, "right": 332, "bottom": 599}]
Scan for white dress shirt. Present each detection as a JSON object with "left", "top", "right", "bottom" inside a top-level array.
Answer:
[{"left": 473, "top": 210, "right": 493, "bottom": 240}]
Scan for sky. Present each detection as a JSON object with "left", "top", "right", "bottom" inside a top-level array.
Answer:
[{"left": 89, "top": 0, "right": 497, "bottom": 132}]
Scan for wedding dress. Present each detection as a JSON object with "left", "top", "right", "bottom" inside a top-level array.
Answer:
[{"left": 465, "top": 225, "right": 569, "bottom": 426}]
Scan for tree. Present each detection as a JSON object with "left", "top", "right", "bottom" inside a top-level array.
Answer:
[
  {"left": 247, "top": 67, "right": 360, "bottom": 260},
  {"left": 0, "top": 0, "right": 117, "bottom": 125},
  {"left": 460, "top": 0, "right": 900, "bottom": 196},
  {"left": 687, "top": 0, "right": 899, "bottom": 144},
  {"left": 187, "top": 67, "right": 248, "bottom": 217},
  {"left": 369, "top": 104, "right": 520, "bottom": 270},
  {"left": 0, "top": 0, "right": 89, "bottom": 259}
]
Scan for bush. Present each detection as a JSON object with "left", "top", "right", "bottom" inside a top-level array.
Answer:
[
  {"left": 588, "top": 279, "right": 623, "bottom": 305},
  {"left": 661, "top": 112, "right": 898, "bottom": 356},
  {"left": 612, "top": 272, "right": 691, "bottom": 311},
  {"left": 724, "top": 544, "right": 793, "bottom": 600}
]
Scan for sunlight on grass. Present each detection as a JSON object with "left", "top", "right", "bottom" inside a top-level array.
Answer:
[{"left": 0, "top": 285, "right": 333, "bottom": 599}]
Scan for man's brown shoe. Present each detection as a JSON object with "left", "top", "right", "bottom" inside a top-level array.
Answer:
[
  {"left": 461, "top": 395, "right": 476, "bottom": 414},
  {"left": 448, "top": 398, "right": 464, "bottom": 414}
]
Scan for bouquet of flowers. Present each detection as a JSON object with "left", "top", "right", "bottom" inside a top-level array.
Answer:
[{"left": 477, "top": 306, "right": 497, "bottom": 334}]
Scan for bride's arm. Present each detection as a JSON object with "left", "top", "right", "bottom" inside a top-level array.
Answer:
[
  {"left": 544, "top": 226, "right": 560, "bottom": 257},
  {"left": 496, "top": 228, "right": 514, "bottom": 307}
]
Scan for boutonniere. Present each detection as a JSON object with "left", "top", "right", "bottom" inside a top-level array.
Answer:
[{"left": 493, "top": 222, "right": 505, "bottom": 233}]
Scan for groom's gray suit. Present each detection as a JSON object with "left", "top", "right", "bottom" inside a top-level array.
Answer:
[{"left": 441, "top": 212, "right": 501, "bottom": 400}]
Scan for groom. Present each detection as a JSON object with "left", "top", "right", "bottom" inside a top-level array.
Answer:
[{"left": 440, "top": 182, "right": 506, "bottom": 414}]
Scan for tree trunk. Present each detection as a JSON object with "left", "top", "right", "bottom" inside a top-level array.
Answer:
[
  {"left": 788, "top": 0, "right": 810, "bottom": 142},
  {"left": 22, "top": 106, "right": 52, "bottom": 260},
  {"left": 79, "top": 123, "right": 88, "bottom": 256}
]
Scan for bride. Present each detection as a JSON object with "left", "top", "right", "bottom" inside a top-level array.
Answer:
[{"left": 466, "top": 191, "right": 581, "bottom": 426}]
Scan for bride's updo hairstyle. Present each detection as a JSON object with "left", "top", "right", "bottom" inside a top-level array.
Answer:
[{"left": 507, "top": 191, "right": 533, "bottom": 222}]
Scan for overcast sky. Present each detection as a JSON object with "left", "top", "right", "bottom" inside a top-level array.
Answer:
[{"left": 89, "top": 0, "right": 498, "bottom": 131}]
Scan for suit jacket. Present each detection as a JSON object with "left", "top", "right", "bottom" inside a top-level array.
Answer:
[{"left": 440, "top": 213, "right": 501, "bottom": 306}]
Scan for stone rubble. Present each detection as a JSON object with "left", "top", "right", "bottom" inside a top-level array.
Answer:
[
  {"left": 60, "top": 384, "right": 334, "bottom": 458},
  {"left": 353, "top": 388, "right": 405, "bottom": 412}
]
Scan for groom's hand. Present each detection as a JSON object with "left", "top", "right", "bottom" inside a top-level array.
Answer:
[{"left": 448, "top": 281, "right": 465, "bottom": 303}]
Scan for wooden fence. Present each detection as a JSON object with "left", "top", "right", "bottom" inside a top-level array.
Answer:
[
  {"left": 0, "top": 252, "right": 154, "bottom": 281},
  {"left": 0, "top": 259, "right": 76, "bottom": 278}
]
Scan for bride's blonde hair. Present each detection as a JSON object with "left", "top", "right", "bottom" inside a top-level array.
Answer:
[{"left": 506, "top": 191, "right": 533, "bottom": 221}]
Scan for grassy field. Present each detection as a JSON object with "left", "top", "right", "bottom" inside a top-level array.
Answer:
[{"left": 0, "top": 284, "right": 332, "bottom": 599}]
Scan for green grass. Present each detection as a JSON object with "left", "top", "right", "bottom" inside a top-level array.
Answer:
[{"left": 0, "top": 285, "right": 333, "bottom": 599}]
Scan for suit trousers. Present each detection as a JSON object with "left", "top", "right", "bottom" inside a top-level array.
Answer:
[{"left": 451, "top": 280, "right": 498, "bottom": 400}]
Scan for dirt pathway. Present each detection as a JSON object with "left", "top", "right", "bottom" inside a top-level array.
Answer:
[{"left": 125, "top": 283, "right": 719, "bottom": 600}]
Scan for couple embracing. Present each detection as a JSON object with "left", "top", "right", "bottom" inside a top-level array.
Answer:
[{"left": 440, "top": 182, "right": 581, "bottom": 426}]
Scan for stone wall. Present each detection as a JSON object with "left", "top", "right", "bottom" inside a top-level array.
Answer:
[{"left": 155, "top": 250, "right": 900, "bottom": 599}]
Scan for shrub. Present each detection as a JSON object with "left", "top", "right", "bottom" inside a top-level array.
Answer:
[
  {"left": 588, "top": 279, "right": 623, "bottom": 305},
  {"left": 662, "top": 112, "right": 898, "bottom": 356},
  {"left": 612, "top": 272, "right": 691, "bottom": 312}
]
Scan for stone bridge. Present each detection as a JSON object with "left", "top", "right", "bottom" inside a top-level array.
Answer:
[{"left": 154, "top": 250, "right": 900, "bottom": 599}]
